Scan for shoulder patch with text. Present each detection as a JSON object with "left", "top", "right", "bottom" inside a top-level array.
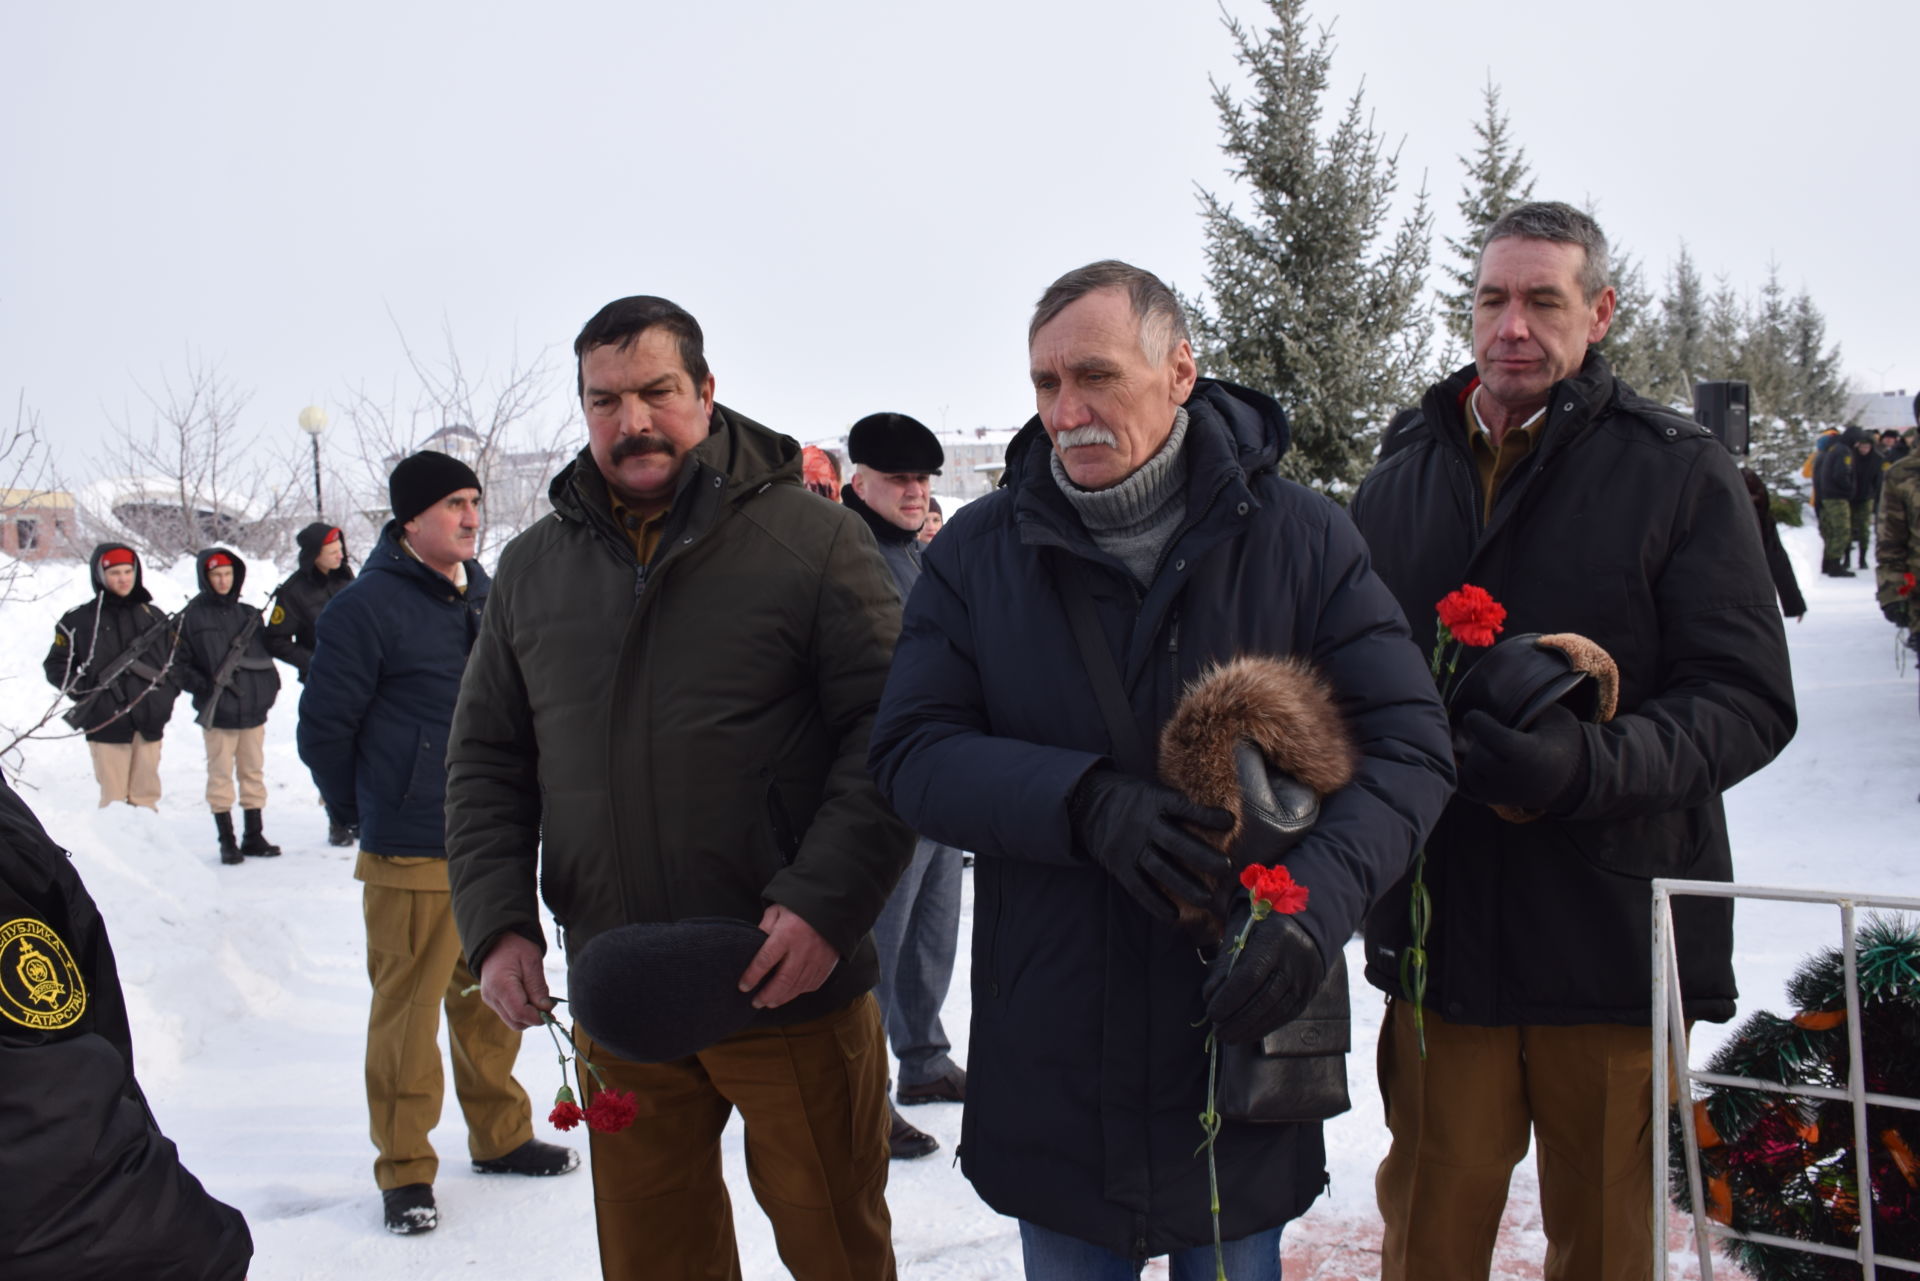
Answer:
[{"left": 0, "top": 917, "right": 87, "bottom": 1031}]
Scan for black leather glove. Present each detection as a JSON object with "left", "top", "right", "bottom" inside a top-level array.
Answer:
[
  {"left": 1453, "top": 703, "right": 1589, "bottom": 814},
  {"left": 1202, "top": 901, "right": 1327, "bottom": 1044},
  {"left": 1069, "top": 770, "right": 1232, "bottom": 922},
  {"left": 1883, "top": 599, "right": 1909, "bottom": 628}
]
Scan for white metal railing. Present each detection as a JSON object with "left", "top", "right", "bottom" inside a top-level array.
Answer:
[{"left": 1653, "top": 879, "right": 1920, "bottom": 1280}]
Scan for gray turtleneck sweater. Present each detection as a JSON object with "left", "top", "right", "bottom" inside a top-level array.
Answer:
[{"left": 1050, "top": 407, "right": 1190, "bottom": 587}]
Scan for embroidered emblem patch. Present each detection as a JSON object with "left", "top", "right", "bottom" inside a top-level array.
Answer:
[
  {"left": 0, "top": 917, "right": 86, "bottom": 1031},
  {"left": 269, "top": 605, "right": 286, "bottom": 626},
  {"left": 52, "top": 630, "right": 68, "bottom": 648}
]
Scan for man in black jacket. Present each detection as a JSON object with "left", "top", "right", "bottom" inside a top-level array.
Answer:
[
  {"left": 1351, "top": 202, "right": 1796, "bottom": 1281},
  {"left": 0, "top": 775, "right": 252, "bottom": 1280},
  {"left": 870, "top": 261, "right": 1452, "bottom": 1274},
  {"left": 177, "top": 550, "right": 281, "bottom": 864},
  {"left": 43, "top": 543, "right": 181, "bottom": 809},
  {"left": 841, "top": 411, "right": 964, "bottom": 1161},
  {"left": 266, "top": 521, "right": 357, "bottom": 845}
]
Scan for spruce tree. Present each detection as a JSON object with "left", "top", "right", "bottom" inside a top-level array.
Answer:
[
  {"left": 1645, "top": 243, "right": 1709, "bottom": 408},
  {"left": 1596, "top": 248, "right": 1657, "bottom": 392},
  {"left": 1439, "top": 79, "right": 1534, "bottom": 360},
  {"left": 1188, "top": 0, "right": 1432, "bottom": 496},
  {"left": 1732, "top": 266, "right": 1849, "bottom": 489}
]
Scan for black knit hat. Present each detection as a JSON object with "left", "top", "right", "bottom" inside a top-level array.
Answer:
[
  {"left": 388, "top": 450, "right": 482, "bottom": 526},
  {"left": 568, "top": 918, "right": 768, "bottom": 1063},
  {"left": 846, "top": 412, "right": 944, "bottom": 474}
]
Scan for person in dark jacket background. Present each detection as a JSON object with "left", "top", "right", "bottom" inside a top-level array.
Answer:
[
  {"left": 842, "top": 410, "right": 967, "bottom": 1162},
  {"left": 1742, "top": 468, "right": 1807, "bottom": 621},
  {"left": 0, "top": 774, "right": 252, "bottom": 1280},
  {"left": 265, "top": 522, "right": 354, "bottom": 681},
  {"left": 299, "top": 451, "right": 569, "bottom": 1237},
  {"left": 177, "top": 550, "right": 281, "bottom": 864},
  {"left": 43, "top": 543, "right": 181, "bottom": 809},
  {"left": 869, "top": 260, "right": 1453, "bottom": 1276},
  {"left": 1816, "top": 426, "right": 1870, "bottom": 576},
  {"left": 266, "top": 521, "right": 358, "bottom": 845},
  {"left": 1351, "top": 202, "right": 1796, "bottom": 1280}
]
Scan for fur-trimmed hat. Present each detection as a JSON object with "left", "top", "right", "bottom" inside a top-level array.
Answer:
[
  {"left": 1448, "top": 631, "right": 1618, "bottom": 824},
  {"left": 567, "top": 918, "right": 768, "bottom": 1063},
  {"left": 1158, "top": 656, "right": 1357, "bottom": 942},
  {"left": 847, "top": 412, "right": 943, "bottom": 474}
]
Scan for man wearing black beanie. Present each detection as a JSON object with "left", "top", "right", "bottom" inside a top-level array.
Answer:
[{"left": 300, "top": 449, "right": 576, "bottom": 1236}]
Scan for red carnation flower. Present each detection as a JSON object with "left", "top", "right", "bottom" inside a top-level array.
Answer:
[
  {"left": 550, "top": 1100, "right": 584, "bottom": 1131},
  {"left": 1435, "top": 584, "right": 1507, "bottom": 648},
  {"left": 1901, "top": 572, "right": 1915, "bottom": 598},
  {"left": 1240, "top": 863, "right": 1309, "bottom": 916},
  {"left": 585, "top": 1088, "right": 639, "bottom": 1134}
]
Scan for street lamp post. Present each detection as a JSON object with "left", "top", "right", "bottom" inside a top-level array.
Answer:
[{"left": 298, "top": 405, "right": 328, "bottom": 519}]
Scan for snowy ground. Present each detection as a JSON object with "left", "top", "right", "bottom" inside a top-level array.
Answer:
[{"left": 4, "top": 517, "right": 1906, "bottom": 1280}]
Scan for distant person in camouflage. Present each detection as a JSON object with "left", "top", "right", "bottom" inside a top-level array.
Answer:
[
  {"left": 1816, "top": 427, "right": 1871, "bottom": 576},
  {"left": 1875, "top": 394, "right": 1920, "bottom": 626}
]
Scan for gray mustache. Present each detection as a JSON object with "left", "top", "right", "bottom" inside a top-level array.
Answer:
[{"left": 1056, "top": 426, "right": 1119, "bottom": 449}]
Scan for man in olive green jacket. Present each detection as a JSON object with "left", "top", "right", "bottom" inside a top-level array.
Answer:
[{"left": 445, "top": 294, "right": 913, "bottom": 1281}]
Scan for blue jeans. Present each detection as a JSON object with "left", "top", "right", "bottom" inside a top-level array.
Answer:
[
  {"left": 1018, "top": 1219, "right": 1284, "bottom": 1280},
  {"left": 869, "top": 836, "right": 963, "bottom": 1086}
]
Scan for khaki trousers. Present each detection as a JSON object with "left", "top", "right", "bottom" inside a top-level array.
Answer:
[
  {"left": 1375, "top": 1000, "right": 1658, "bottom": 1281},
  {"left": 361, "top": 856, "right": 532, "bottom": 1189},
  {"left": 88, "top": 734, "right": 162, "bottom": 808},
  {"left": 576, "top": 992, "right": 895, "bottom": 1281},
  {"left": 202, "top": 725, "right": 267, "bottom": 812}
]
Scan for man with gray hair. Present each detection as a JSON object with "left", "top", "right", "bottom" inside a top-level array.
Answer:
[
  {"left": 1352, "top": 201, "right": 1796, "bottom": 1279},
  {"left": 871, "top": 260, "right": 1453, "bottom": 1275}
]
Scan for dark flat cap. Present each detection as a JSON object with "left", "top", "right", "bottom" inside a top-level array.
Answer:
[
  {"left": 568, "top": 918, "right": 768, "bottom": 1063},
  {"left": 847, "top": 412, "right": 943, "bottom": 474}
]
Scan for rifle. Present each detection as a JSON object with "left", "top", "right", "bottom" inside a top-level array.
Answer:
[
  {"left": 195, "top": 596, "right": 276, "bottom": 730},
  {"left": 61, "top": 609, "right": 176, "bottom": 731}
]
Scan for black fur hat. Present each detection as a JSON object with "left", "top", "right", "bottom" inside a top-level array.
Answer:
[
  {"left": 847, "top": 412, "right": 943, "bottom": 474},
  {"left": 568, "top": 918, "right": 768, "bottom": 1063}
]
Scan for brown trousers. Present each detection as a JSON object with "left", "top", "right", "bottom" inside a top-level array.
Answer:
[
  {"left": 202, "top": 724, "right": 267, "bottom": 812},
  {"left": 1375, "top": 1000, "right": 1657, "bottom": 1281},
  {"left": 576, "top": 992, "right": 895, "bottom": 1281},
  {"left": 88, "top": 734, "right": 162, "bottom": 808},
  {"left": 361, "top": 855, "right": 532, "bottom": 1189}
]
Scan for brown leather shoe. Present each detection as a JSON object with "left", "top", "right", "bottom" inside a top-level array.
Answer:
[
  {"left": 897, "top": 1066, "right": 966, "bottom": 1106},
  {"left": 888, "top": 1104, "right": 938, "bottom": 1159}
]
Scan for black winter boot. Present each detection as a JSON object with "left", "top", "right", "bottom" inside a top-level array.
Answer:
[
  {"left": 215, "top": 811, "right": 242, "bottom": 865},
  {"left": 1860, "top": 548, "right": 1871, "bottom": 569},
  {"left": 241, "top": 808, "right": 282, "bottom": 858}
]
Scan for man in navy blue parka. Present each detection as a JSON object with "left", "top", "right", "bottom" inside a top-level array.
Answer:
[
  {"left": 299, "top": 451, "right": 570, "bottom": 1237},
  {"left": 868, "top": 261, "right": 1455, "bottom": 1273}
]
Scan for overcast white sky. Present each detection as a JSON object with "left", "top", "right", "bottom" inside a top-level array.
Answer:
[{"left": 4, "top": 0, "right": 1916, "bottom": 484}]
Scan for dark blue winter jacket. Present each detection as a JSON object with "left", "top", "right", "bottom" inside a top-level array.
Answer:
[
  {"left": 868, "top": 380, "right": 1455, "bottom": 1258},
  {"left": 297, "top": 524, "right": 489, "bottom": 859}
]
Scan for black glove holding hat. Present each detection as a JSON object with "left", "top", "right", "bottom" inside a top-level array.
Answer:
[
  {"left": 1068, "top": 769, "right": 1232, "bottom": 922},
  {"left": 1453, "top": 702, "right": 1590, "bottom": 815},
  {"left": 1202, "top": 905, "right": 1327, "bottom": 1045}
]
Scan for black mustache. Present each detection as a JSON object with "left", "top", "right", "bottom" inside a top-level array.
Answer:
[{"left": 612, "top": 436, "right": 676, "bottom": 465}]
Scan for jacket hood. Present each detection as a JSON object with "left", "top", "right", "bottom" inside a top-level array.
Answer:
[
  {"left": 88, "top": 542, "right": 153, "bottom": 605},
  {"left": 294, "top": 520, "right": 353, "bottom": 577},
  {"left": 1000, "top": 378, "right": 1288, "bottom": 496},
  {"left": 193, "top": 548, "right": 248, "bottom": 600},
  {"left": 361, "top": 521, "right": 492, "bottom": 599},
  {"left": 547, "top": 404, "right": 803, "bottom": 530}
]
